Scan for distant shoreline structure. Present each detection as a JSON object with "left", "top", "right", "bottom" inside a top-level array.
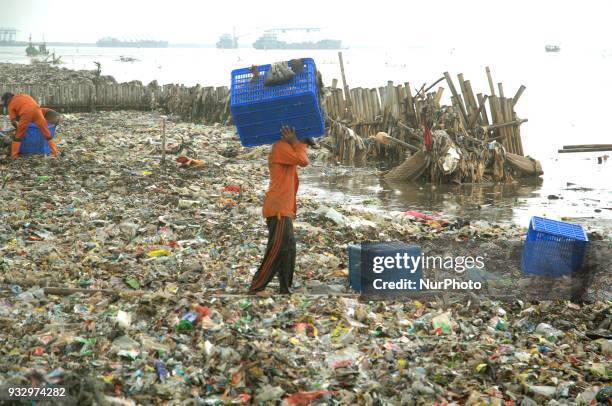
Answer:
[{"left": 96, "top": 37, "right": 169, "bottom": 48}]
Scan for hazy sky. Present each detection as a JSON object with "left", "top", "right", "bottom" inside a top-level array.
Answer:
[{"left": 1, "top": 0, "right": 611, "bottom": 47}]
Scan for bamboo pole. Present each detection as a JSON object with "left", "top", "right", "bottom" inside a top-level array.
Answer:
[
  {"left": 468, "top": 95, "right": 489, "bottom": 130},
  {"left": 511, "top": 103, "right": 525, "bottom": 155},
  {"left": 444, "top": 72, "right": 469, "bottom": 126},
  {"left": 503, "top": 98, "right": 518, "bottom": 154},
  {"left": 404, "top": 82, "right": 416, "bottom": 126},
  {"left": 434, "top": 87, "right": 444, "bottom": 106},
  {"left": 563, "top": 144, "right": 612, "bottom": 149},
  {"left": 558, "top": 147, "right": 612, "bottom": 153},
  {"left": 161, "top": 116, "right": 167, "bottom": 165},
  {"left": 486, "top": 66, "right": 496, "bottom": 96},
  {"left": 463, "top": 80, "right": 480, "bottom": 123},
  {"left": 498, "top": 83, "right": 505, "bottom": 98},
  {"left": 477, "top": 93, "right": 490, "bottom": 126},
  {"left": 338, "top": 52, "right": 353, "bottom": 119},
  {"left": 457, "top": 73, "right": 474, "bottom": 119},
  {"left": 512, "top": 85, "right": 526, "bottom": 106}
]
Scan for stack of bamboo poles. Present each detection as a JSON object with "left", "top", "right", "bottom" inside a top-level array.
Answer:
[
  {"left": 0, "top": 82, "right": 232, "bottom": 125},
  {"left": 323, "top": 64, "right": 528, "bottom": 166}
]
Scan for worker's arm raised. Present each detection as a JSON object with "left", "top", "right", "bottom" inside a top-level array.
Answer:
[{"left": 270, "top": 127, "right": 309, "bottom": 167}]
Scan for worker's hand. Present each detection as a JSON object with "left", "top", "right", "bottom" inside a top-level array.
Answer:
[
  {"left": 280, "top": 125, "right": 298, "bottom": 145},
  {"left": 47, "top": 139, "right": 59, "bottom": 157}
]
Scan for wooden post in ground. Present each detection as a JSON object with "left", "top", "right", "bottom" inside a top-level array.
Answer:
[
  {"left": 338, "top": 52, "right": 353, "bottom": 119},
  {"left": 161, "top": 116, "right": 167, "bottom": 165}
]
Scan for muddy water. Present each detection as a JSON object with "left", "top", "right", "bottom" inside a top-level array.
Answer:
[{"left": 300, "top": 152, "right": 612, "bottom": 234}]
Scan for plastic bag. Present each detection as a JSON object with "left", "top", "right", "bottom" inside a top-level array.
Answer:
[{"left": 264, "top": 62, "right": 295, "bottom": 86}]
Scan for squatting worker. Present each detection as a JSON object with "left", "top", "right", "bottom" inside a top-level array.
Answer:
[
  {"left": 248, "top": 126, "right": 315, "bottom": 295},
  {"left": 1, "top": 92, "right": 59, "bottom": 159}
]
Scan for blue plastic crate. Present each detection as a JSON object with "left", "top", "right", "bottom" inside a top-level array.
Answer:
[
  {"left": 522, "top": 216, "right": 588, "bottom": 277},
  {"left": 20, "top": 123, "right": 55, "bottom": 155},
  {"left": 230, "top": 58, "right": 325, "bottom": 147}
]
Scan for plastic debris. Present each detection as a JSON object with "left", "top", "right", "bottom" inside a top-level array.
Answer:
[{"left": 0, "top": 109, "right": 608, "bottom": 404}]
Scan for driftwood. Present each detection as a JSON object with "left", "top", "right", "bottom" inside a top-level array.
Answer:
[
  {"left": 558, "top": 144, "right": 612, "bottom": 153},
  {"left": 506, "top": 153, "right": 543, "bottom": 177},
  {"left": 384, "top": 150, "right": 427, "bottom": 181}
]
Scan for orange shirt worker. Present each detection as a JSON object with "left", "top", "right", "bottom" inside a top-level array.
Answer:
[
  {"left": 1, "top": 92, "right": 59, "bottom": 159},
  {"left": 249, "top": 126, "right": 314, "bottom": 295}
]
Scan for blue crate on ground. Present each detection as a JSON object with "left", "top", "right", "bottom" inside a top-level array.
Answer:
[
  {"left": 521, "top": 216, "right": 588, "bottom": 277},
  {"left": 230, "top": 58, "right": 325, "bottom": 147},
  {"left": 20, "top": 123, "right": 55, "bottom": 155}
]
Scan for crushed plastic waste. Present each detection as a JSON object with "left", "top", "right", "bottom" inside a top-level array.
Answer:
[
  {"left": 0, "top": 111, "right": 609, "bottom": 403},
  {"left": 0, "top": 62, "right": 117, "bottom": 85}
]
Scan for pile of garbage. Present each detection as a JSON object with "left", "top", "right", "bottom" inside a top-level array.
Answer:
[
  {"left": 0, "top": 111, "right": 609, "bottom": 404},
  {"left": 0, "top": 62, "right": 117, "bottom": 86},
  {"left": 383, "top": 129, "right": 543, "bottom": 184}
]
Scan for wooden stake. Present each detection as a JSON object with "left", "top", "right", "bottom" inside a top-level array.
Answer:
[
  {"left": 161, "top": 116, "right": 167, "bottom": 165},
  {"left": 338, "top": 52, "right": 353, "bottom": 119}
]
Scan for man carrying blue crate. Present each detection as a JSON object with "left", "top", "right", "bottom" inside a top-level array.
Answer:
[
  {"left": 1, "top": 92, "right": 59, "bottom": 159},
  {"left": 248, "top": 126, "right": 314, "bottom": 296}
]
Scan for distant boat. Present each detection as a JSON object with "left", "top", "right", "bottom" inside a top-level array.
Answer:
[
  {"left": 25, "top": 35, "right": 49, "bottom": 56},
  {"left": 253, "top": 31, "right": 341, "bottom": 50},
  {"left": 545, "top": 45, "right": 560, "bottom": 52},
  {"left": 216, "top": 34, "right": 238, "bottom": 49},
  {"left": 96, "top": 37, "right": 168, "bottom": 48},
  {"left": 118, "top": 55, "right": 139, "bottom": 62}
]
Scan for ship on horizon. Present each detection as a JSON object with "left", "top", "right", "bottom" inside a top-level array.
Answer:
[
  {"left": 252, "top": 28, "right": 341, "bottom": 50},
  {"left": 96, "top": 37, "right": 168, "bottom": 48}
]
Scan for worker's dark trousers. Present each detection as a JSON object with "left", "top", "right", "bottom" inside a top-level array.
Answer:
[{"left": 249, "top": 216, "right": 296, "bottom": 294}]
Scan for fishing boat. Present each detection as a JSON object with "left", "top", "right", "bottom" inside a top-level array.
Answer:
[
  {"left": 545, "top": 45, "right": 560, "bottom": 52},
  {"left": 25, "top": 35, "right": 49, "bottom": 56}
]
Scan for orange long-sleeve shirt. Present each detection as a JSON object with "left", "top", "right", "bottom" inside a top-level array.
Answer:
[
  {"left": 7, "top": 94, "right": 40, "bottom": 121},
  {"left": 262, "top": 140, "right": 309, "bottom": 218}
]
